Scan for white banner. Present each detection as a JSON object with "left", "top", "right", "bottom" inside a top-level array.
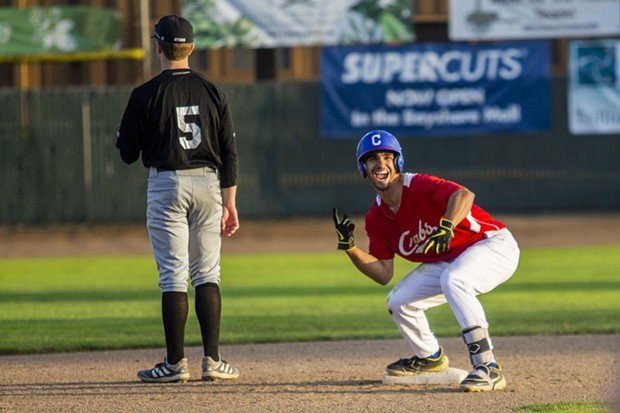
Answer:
[
  {"left": 184, "top": 0, "right": 414, "bottom": 48},
  {"left": 569, "top": 40, "right": 620, "bottom": 135},
  {"left": 449, "top": 0, "right": 620, "bottom": 41}
]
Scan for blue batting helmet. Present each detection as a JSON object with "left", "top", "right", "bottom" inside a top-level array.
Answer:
[{"left": 356, "top": 130, "right": 404, "bottom": 178}]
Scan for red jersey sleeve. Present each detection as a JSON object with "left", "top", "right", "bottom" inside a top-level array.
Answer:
[{"left": 425, "top": 175, "right": 463, "bottom": 208}]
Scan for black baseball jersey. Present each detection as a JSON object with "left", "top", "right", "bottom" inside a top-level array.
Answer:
[{"left": 116, "top": 69, "right": 238, "bottom": 188}]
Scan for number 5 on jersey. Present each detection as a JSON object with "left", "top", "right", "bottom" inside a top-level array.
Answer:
[{"left": 176, "top": 105, "right": 202, "bottom": 149}]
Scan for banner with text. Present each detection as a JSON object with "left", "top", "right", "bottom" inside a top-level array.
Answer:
[
  {"left": 0, "top": 6, "right": 122, "bottom": 55},
  {"left": 183, "top": 0, "right": 414, "bottom": 48},
  {"left": 321, "top": 41, "right": 551, "bottom": 138},
  {"left": 449, "top": 0, "right": 620, "bottom": 41},
  {"left": 569, "top": 40, "right": 620, "bottom": 135}
]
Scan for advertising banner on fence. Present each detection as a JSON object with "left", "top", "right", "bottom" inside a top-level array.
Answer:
[
  {"left": 449, "top": 0, "right": 620, "bottom": 41},
  {"left": 321, "top": 41, "right": 551, "bottom": 138},
  {"left": 183, "top": 0, "right": 414, "bottom": 48},
  {"left": 0, "top": 6, "right": 122, "bottom": 55},
  {"left": 569, "top": 40, "right": 620, "bottom": 135}
]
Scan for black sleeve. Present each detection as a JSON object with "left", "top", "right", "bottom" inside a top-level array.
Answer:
[
  {"left": 120, "top": 150, "right": 140, "bottom": 164},
  {"left": 116, "top": 89, "right": 147, "bottom": 164},
  {"left": 217, "top": 97, "right": 239, "bottom": 188}
]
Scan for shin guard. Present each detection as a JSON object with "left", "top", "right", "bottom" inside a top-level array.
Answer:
[{"left": 462, "top": 326, "right": 494, "bottom": 366}]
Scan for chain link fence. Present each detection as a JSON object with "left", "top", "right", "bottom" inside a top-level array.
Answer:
[{"left": 0, "top": 79, "right": 618, "bottom": 226}]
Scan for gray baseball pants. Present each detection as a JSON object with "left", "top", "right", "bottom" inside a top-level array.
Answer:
[{"left": 146, "top": 167, "right": 222, "bottom": 293}]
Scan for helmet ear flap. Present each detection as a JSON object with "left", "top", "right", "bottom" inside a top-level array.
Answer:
[
  {"left": 394, "top": 153, "right": 404, "bottom": 173},
  {"left": 359, "top": 161, "right": 368, "bottom": 178}
]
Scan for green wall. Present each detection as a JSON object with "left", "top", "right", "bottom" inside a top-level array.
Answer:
[{"left": 0, "top": 79, "right": 618, "bottom": 225}]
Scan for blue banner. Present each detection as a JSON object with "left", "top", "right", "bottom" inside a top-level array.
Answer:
[{"left": 321, "top": 41, "right": 551, "bottom": 138}]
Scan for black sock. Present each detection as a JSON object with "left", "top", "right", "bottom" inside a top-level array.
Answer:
[
  {"left": 162, "top": 292, "right": 188, "bottom": 365},
  {"left": 195, "top": 283, "right": 222, "bottom": 361}
]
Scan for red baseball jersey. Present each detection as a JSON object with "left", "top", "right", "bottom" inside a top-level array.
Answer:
[{"left": 365, "top": 173, "right": 505, "bottom": 263}]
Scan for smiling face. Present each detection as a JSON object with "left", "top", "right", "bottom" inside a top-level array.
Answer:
[{"left": 362, "top": 151, "right": 400, "bottom": 192}]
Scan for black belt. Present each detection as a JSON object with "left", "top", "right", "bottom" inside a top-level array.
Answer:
[{"left": 156, "top": 166, "right": 215, "bottom": 173}]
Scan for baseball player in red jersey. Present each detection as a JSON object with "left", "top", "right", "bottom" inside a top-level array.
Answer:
[
  {"left": 116, "top": 15, "right": 239, "bottom": 383},
  {"left": 333, "top": 130, "right": 520, "bottom": 392}
]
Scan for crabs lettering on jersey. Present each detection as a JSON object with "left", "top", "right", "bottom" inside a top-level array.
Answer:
[
  {"left": 365, "top": 173, "right": 507, "bottom": 263},
  {"left": 398, "top": 221, "right": 437, "bottom": 256}
]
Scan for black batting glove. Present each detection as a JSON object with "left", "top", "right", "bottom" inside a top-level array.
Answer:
[
  {"left": 332, "top": 208, "right": 355, "bottom": 251},
  {"left": 423, "top": 218, "right": 455, "bottom": 254}
]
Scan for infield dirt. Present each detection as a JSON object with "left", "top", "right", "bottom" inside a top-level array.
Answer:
[{"left": 0, "top": 214, "right": 619, "bottom": 413}]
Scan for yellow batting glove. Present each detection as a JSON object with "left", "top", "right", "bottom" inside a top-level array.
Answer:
[
  {"left": 423, "top": 218, "right": 455, "bottom": 254},
  {"left": 332, "top": 208, "right": 356, "bottom": 251}
]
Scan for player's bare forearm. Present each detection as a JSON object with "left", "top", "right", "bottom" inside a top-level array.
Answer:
[
  {"left": 444, "top": 188, "right": 475, "bottom": 224},
  {"left": 222, "top": 185, "right": 237, "bottom": 207},
  {"left": 345, "top": 247, "right": 394, "bottom": 286}
]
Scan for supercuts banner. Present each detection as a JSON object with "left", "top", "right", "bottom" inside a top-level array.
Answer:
[{"left": 321, "top": 41, "right": 551, "bottom": 138}]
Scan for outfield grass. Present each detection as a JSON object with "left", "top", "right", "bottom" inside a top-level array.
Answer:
[
  {"left": 0, "top": 246, "right": 619, "bottom": 355},
  {"left": 514, "top": 401, "right": 609, "bottom": 413}
]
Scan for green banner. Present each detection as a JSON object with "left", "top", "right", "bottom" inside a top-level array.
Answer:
[
  {"left": 184, "top": 0, "right": 415, "bottom": 48},
  {"left": 0, "top": 6, "right": 122, "bottom": 55}
]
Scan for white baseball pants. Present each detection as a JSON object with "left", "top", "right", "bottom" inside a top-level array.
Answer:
[{"left": 386, "top": 228, "right": 520, "bottom": 358}]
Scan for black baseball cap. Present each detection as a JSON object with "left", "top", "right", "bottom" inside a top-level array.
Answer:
[{"left": 152, "top": 15, "right": 194, "bottom": 44}]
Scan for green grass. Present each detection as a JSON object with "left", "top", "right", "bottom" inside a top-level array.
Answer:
[
  {"left": 0, "top": 246, "right": 619, "bottom": 355},
  {"left": 514, "top": 401, "right": 609, "bottom": 412}
]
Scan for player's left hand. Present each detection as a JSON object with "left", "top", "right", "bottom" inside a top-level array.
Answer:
[
  {"left": 423, "top": 218, "right": 455, "bottom": 254},
  {"left": 332, "top": 208, "right": 355, "bottom": 251},
  {"left": 221, "top": 205, "right": 239, "bottom": 237}
]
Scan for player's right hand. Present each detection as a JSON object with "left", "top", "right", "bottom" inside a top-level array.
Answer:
[{"left": 332, "top": 208, "right": 355, "bottom": 251}]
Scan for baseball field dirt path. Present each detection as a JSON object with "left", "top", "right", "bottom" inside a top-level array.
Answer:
[{"left": 0, "top": 214, "right": 619, "bottom": 413}]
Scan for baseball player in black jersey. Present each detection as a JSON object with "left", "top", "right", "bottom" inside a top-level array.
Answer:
[{"left": 116, "top": 15, "right": 239, "bottom": 383}]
